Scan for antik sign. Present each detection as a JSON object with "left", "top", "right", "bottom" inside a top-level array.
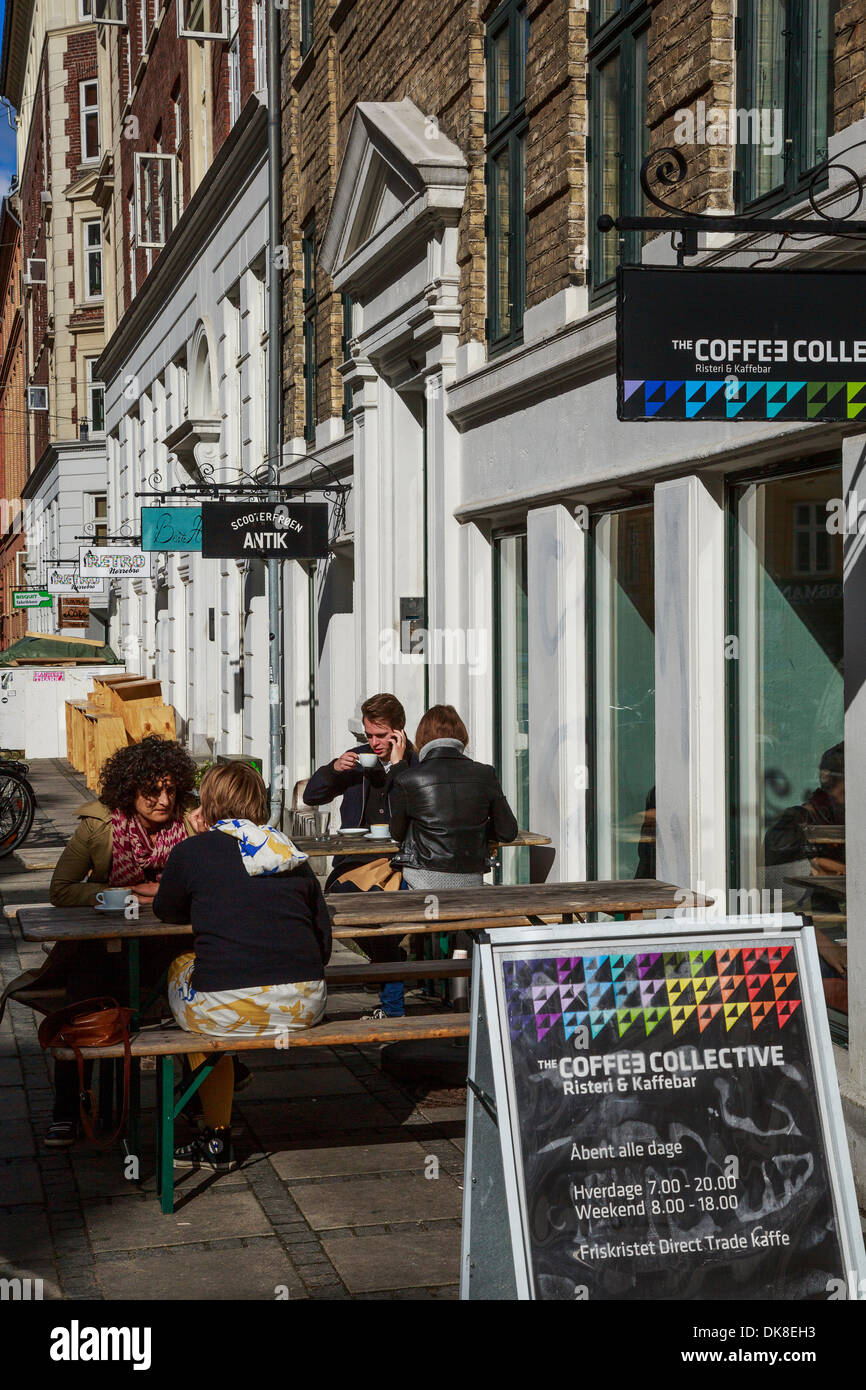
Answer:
[{"left": 201, "top": 502, "right": 329, "bottom": 560}]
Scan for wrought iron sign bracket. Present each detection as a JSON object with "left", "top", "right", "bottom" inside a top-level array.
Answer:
[{"left": 599, "top": 144, "right": 866, "bottom": 266}]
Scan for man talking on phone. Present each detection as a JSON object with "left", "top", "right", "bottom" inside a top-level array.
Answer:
[{"left": 304, "top": 692, "right": 418, "bottom": 1019}]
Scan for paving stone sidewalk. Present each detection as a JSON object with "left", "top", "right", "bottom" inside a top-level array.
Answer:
[{"left": 0, "top": 760, "right": 466, "bottom": 1300}]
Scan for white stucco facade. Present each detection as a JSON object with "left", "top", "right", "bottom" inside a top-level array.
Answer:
[{"left": 98, "top": 98, "right": 272, "bottom": 761}]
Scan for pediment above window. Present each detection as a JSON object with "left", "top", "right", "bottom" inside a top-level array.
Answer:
[{"left": 319, "top": 99, "right": 468, "bottom": 292}]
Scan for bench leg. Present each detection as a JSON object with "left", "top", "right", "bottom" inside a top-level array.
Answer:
[
  {"left": 156, "top": 1054, "right": 223, "bottom": 1216},
  {"left": 158, "top": 1056, "right": 174, "bottom": 1216}
]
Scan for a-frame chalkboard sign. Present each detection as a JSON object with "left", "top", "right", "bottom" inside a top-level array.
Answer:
[{"left": 460, "top": 915, "right": 865, "bottom": 1300}]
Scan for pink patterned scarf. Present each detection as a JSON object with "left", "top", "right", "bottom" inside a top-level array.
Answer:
[{"left": 109, "top": 809, "right": 188, "bottom": 887}]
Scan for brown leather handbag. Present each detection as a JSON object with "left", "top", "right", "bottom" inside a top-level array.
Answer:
[{"left": 38, "top": 997, "right": 132, "bottom": 1149}]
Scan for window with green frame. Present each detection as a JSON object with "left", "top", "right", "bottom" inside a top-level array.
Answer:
[
  {"left": 302, "top": 220, "right": 317, "bottom": 444},
  {"left": 737, "top": 0, "right": 838, "bottom": 210},
  {"left": 300, "top": 0, "right": 314, "bottom": 57},
  {"left": 588, "top": 0, "right": 649, "bottom": 301},
  {"left": 485, "top": 0, "right": 528, "bottom": 354}
]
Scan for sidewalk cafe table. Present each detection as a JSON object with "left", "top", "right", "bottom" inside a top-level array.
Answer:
[{"left": 17, "top": 879, "right": 711, "bottom": 1161}]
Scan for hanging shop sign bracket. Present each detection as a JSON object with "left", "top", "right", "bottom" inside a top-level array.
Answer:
[
  {"left": 599, "top": 143, "right": 866, "bottom": 266},
  {"left": 133, "top": 452, "right": 350, "bottom": 548}
]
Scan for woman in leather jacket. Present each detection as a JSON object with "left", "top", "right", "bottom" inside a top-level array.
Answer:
[{"left": 389, "top": 704, "right": 519, "bottom": 890}]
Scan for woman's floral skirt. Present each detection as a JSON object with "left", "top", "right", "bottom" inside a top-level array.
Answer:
[{"left": 167, "top": 952, "right": 326, "bottom": 1037}]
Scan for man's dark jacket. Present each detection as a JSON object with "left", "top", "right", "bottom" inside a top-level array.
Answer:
[
  {"left": 303, "top": 743, "right": 418, "bottom": 885},
  {"left": 389, "top": 745, "right": 518, "bottom": 875}
]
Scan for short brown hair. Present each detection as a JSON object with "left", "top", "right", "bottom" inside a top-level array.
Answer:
[
  {"left": 199, "top": 763, "right": 269, "bottom": 826},
  {"left": 414, "top": 705, "right": 469, "bottom": 752},
  {"left": 361, "top": 692, "right": 406, "bottom": 731}
]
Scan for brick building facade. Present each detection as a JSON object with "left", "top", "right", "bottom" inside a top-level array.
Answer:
[{"left": 0, "top": 196, "right": 27, "bottom": 649}]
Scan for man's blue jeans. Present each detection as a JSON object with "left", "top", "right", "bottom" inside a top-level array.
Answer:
[{"left": 329, "top": 877, "right": 406, "bottom": 1017}]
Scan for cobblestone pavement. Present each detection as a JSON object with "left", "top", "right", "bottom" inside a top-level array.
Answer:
[{"left": 0, "top": 760, "right": 466, "bottom": 1300}]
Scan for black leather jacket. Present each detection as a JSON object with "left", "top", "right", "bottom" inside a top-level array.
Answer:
[{"left": 389, "top": 744, "right": 519, "bottom": 874}]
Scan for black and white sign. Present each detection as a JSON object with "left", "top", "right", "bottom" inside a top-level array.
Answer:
[
  {"left": 45, "top": 570, "right": 105, "bottom": 596},
  {"left": 78, "top": 546, "right": 151, "bottom": 579},
  {"left": 201, "top": 502, "right": 330, "bottom": 560},
  {"left": 461, "top": 917, "right": 865, "bottom": 1300},
  {"left": 618, "top": 266, "right": 866, "bottom": 423}
]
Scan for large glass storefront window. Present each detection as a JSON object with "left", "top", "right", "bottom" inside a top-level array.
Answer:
[
  {"left": 729, "top": 463, "right": 846, "bottom": 1037},
  {"left": 589, "top": 505, "right": 655, "bottom": 879},
  {"left": 494, "top": 532, "right": 529, "bottom": 884}
]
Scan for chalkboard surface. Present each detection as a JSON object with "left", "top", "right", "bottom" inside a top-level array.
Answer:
[{"left": 499, "top": 938, "right": 845, "bottom": 1299}]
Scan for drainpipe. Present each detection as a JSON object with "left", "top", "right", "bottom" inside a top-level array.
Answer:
[{"left": 266, "top": 0, "right": 284, "bottom": 825}]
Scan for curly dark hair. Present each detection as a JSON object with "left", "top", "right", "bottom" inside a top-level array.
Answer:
[{"left": 98, "top": 737, "right": 197, "bottom": 817}]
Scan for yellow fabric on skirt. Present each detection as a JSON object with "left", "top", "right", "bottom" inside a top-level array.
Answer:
[{"left": 167, "top": 952, "right": 326, "bottom": 1037}]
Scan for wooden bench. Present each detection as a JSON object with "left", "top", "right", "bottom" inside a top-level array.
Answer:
[{"left": 46, "top": 1006, "right": 470, "bottom": 1214}]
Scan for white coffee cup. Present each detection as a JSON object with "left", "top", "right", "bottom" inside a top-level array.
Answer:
[
  {"left": 96, "top": 888, "right": 129, "bottom": 909},
  {"left": 369, "top": 823, "right": 390, "bottom": 839},
  {"left": 358, "top": 752, "right": 378, "bottom": 769}
]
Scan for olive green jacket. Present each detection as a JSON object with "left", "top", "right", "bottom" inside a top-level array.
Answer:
[{"left": 49, "top": 801, "right": 196, "bottom": 907}]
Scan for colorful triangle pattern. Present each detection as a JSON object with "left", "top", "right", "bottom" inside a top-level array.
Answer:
[
  {"left": 620, "top": 378, "right": 861, "bottom": 422},
  {"left": 504, "top": 947, "right": 802, "bottom": 1044}
]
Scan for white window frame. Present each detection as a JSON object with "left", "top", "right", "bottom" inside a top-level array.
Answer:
[
  {"left": 134, "top": 151, "right": 179, "bottom": 250},
  {"left": 177, "top": 0, "right": 229, "bottom": 41},
  {"left": 128, "top": 192, "right": 137, "bottom": 299},
  {"left": 85, "top": 492, "right": 108, "bottom": 542},
  {"left": 92, "top": 0, "right": 128, "bottom": 26},
  {"left": 253, "top": 0, "right": 267, "bottom": 92},
  {"left": 228, "top": 0, "right": 241, "bottom": 128},
  {"left": 79, "top": 79, "right": 100, "bottom": 163},
  {"left": 79, "top": 0, "right": 95, "bottom": 19},
  {"left": 83, "top": 219, "right": 103, "bottom": 302},
  {"left": 85, "top": 359, "right": 105, "bottom": 436}
]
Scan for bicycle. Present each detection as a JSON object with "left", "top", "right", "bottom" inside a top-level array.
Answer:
[{"left": 0, "top": 757, "right": 36, "bottom": 857}]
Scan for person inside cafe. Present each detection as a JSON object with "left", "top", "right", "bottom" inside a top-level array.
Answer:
[
  {"left": 41, "top": 737, "right": 201, "bottom": 1149},
  {"left": 764, "top": 740, "right": 846, "bottom": 990},
  {"left": 303, "top": 692, "right": 418, "bottom": 1020},
  {"left": 153, "top": 762, "right": 331, "bottom": 1172},
  {"left": 389, "top": 704, "right": 519, "bottom": 890}
]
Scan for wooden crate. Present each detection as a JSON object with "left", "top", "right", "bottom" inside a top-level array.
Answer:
[
  {"left": 124, "top": 701, "right": 176, "bottom": 742},
  {"left": 91, "top": 673, "right": 140, "bottom": 709},
  {"left": 83, "top": 709, "right": 128, "bottom": 791},
  {"left": 66, "top": 701, "right": 98, "bottom": 772},
  {"left": 108, "top": 678, "right": 174, "bottom": 742}
]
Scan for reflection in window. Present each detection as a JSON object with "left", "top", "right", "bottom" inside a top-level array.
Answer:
[
  {"left": 591, "top": 505, "right": 655, "bottom": 880},
  {"left": 495, "top": 533, "right": 529, "bottom": 884},
  {"left": 730, "top": 465, "right": 846, "bottom": 1034}
]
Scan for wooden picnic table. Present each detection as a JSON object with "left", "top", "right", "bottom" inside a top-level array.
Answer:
[
  {"left": 291, "top": 828, "right": 550, "bottom": 856},
  {"left": 802, "top": 824, "right": 845, "bottom": 845},
  {"left": 16, "top": 878, "right": 709, "bottom": 947},
  {"left": 784, "top": 874, "right": 847, "bottom": 901},
  {"left": 18, "top": 877, "right": 709, "bottom": 1162}
]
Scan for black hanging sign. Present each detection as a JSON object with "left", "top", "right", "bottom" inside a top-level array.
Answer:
[
  {"left": 200, "top": 502, "right": 330, "bottom": 560},
  {"left": 617, "top": 265, "right": 866, "bottom": 423}
]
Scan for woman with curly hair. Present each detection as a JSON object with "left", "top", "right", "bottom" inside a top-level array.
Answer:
[
  {"left": 50, "top": 737, "right": 200, "bottom": 908},
  {"left": 44, "top": 737, "right": 201, "bottom": 1148}
]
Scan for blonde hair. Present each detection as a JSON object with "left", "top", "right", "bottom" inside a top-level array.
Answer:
[{"left": 199, "top": 763, "right": 269, "bottom": 826}]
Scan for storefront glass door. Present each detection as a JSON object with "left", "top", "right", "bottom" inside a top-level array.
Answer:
[
  {"left": 590, "top": 505, "right": 656, "bottom": 879},
  {"left": 494, "top": 532, "right": 529, "bottom": 884},
  {"left": 729, "top": 463, "right": 846, "bottom": 1037}
]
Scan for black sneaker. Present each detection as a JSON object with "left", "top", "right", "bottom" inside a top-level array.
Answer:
[
  {"left": 45, "top": 1121, "right": 78, "bottom": 1149},
  {"left": 173, "top": 1126, "right": 236, "bottom": 1172}
]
